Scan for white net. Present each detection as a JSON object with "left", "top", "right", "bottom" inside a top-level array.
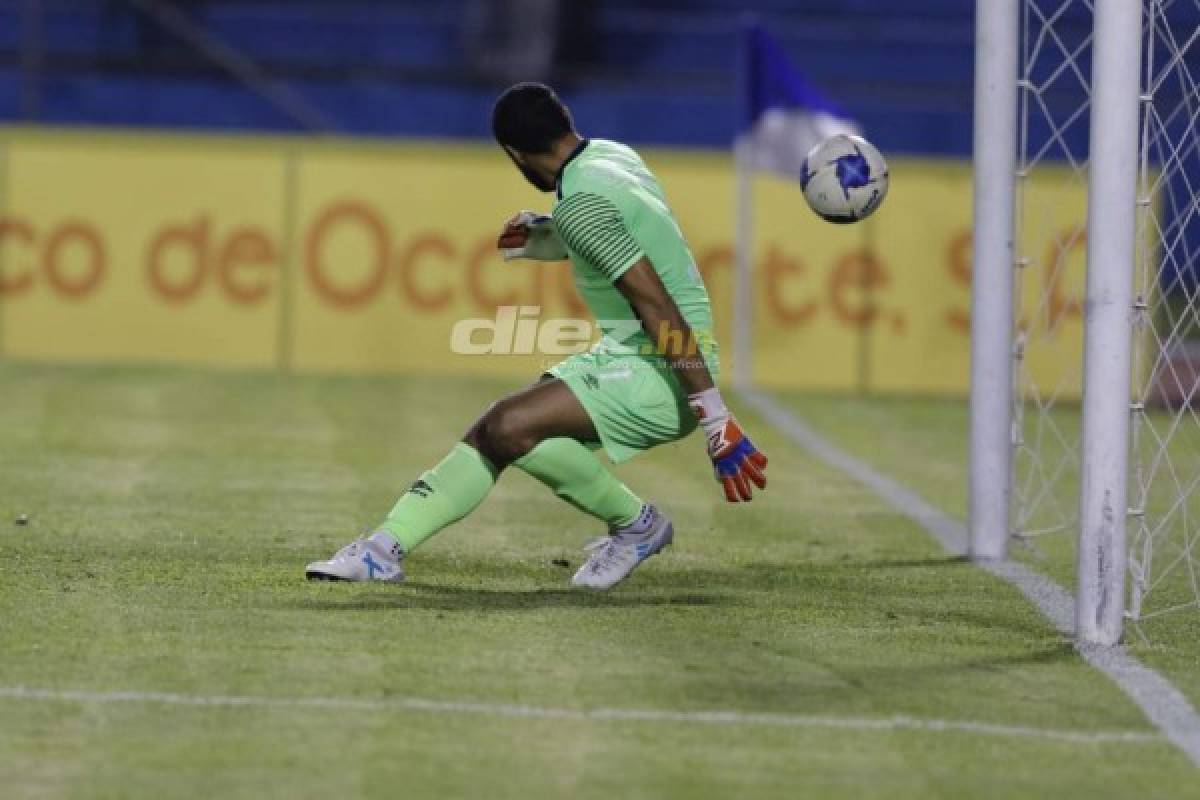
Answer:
[
  {"left": 1012, "top": 0, "right": 1091, "bottom": 548},
  {"left": 1128, "top": 0, "right": 1200, "bottom": 634},
  {"left": 1016, "top": 0, "right": 1200, "bottom": 639}
]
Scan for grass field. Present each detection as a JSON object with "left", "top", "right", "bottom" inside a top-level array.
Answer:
[
  {"left": 1, "top": 363, "right": 1198, "bottom": 799},
  {"left": 783, "top": 392, "right": 1200, "bottom": 707}
]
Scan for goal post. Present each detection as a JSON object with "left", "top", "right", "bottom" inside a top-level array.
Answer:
[
  {"left": 1076, "top": 0, "right": 1143, "bottom": 646},
  {"left": 969, "top": 0, "right": 1020, "bottom": 562},
  {"left": 971, "top": 0, "right": 1164, "bottom": 645}
]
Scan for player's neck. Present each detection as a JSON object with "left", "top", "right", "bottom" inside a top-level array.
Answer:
[{"left": 547, "top": 133, "right": 584, "bottom": 175}]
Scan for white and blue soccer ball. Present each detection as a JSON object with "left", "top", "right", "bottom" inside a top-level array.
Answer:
[{"left": 800, "top": 134, "right": 889, "bottom": 224}]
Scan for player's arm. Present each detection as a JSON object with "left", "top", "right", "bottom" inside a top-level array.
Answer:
[
  {"left": 615, "top": 260, "right": 713, "bottom": 393},
  {"left": 616, "top": 260, "right": 768, "bottom": 503},
  {"left": 553, "top": 189, "right": 767, "bottom": 501},
  {"left": 496, "top": 212, "right": 567, "bottom": 261}
]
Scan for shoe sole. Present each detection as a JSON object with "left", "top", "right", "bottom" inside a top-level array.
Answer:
[
  {"left": 305, "top": 569, "right": 406, "bottom": 583},
  {"left": 306, "top": 570, "right": 348, "bottom": 582}
]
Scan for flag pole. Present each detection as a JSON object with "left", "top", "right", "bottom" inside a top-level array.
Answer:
[{"left": 732, "top": 17, "right": 755, "bottom": 390}]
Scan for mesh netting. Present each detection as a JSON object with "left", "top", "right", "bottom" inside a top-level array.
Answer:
[
  {"left": 1128, "top": 0, "right": 1200, "bottom": 632},
  {"left": 1013, "top": 0, "right": 1091, "bottom": 546},
  {"left": 1016, "top": 0, "right": 1200, "bottom": 638}
]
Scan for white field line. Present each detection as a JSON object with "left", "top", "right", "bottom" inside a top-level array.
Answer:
[
  {"left": 738, "top": 386, "right": 1200, "bottom": 768},
  {"left": 0, "top": 686, "right": 1161, "bottom": 746}
]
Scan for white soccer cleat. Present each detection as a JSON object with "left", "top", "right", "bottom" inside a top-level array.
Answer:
[
  {"left": 305, "top": 531, "right": 406, "bottom": 583},
  {"left": 572, "top": 505, "right": 674, "bottom": 590}
]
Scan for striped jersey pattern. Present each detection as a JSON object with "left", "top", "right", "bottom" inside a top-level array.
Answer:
[{"left": 553, "top": 192, "right": 645, "bottom": 281}]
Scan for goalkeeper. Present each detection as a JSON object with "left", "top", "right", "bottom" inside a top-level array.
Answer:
[{"left": 306, "top": 83, "right": 768, "bottom": 589}]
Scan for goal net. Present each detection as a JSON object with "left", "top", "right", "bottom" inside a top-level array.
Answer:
[{"left": 1013, "top": 0, "right": 1200, "bottom": 640}]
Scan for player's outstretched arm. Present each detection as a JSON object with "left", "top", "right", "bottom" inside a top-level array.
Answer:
[
  {"left": 496, "top": 211, "right": 568, "bottom": 261},
  {"left": 615, "top": 260, "right": 768, "bottom": 502}
]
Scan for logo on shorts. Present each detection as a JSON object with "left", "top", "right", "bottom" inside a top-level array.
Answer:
[
  {"left": 581, "top": 374, "right": 600, "bottom": 391},
  {"left": 408, "top": 479, "right": 434, "bottom": 498}
]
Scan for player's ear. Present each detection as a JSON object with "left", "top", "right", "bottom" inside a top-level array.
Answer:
[{"left": 502, "top": 145, "right": 525, "bottom": 165}]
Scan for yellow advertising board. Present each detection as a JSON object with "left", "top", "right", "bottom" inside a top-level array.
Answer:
[
  {"left": 0, "top": 127, "right": 1088, "bottom": 395},
  {"left": 0, "top": 132, "right": 286, "bottom": 369}
]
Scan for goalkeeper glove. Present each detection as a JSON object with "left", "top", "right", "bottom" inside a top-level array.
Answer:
[
  {"left": 688, "top": 388, "right": 769, "bottom": 503},
  {"left": 497, "top": 211, "right": 569, "bottom": 261}
]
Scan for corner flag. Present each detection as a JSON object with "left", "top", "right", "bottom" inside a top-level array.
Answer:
[
  {"left": 730, "top": 21, "right": 859, "bottom": 387},
  {"left": 737, "top": 22, "right": 859, "bottom": 181}
]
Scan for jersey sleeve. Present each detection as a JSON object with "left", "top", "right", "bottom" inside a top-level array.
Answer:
[{"left": 554, "top": 191, "right": 646, "bottom": 282}]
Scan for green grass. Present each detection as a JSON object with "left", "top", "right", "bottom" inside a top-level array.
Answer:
[
  {"left": 0, "top": 363, "right": 1197, "bottom": 799},
  {"left": 781, "top": 391, "right": 1200, "bottom": 720}
]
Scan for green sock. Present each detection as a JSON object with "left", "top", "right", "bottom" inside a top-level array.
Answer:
[
  {"left": 514, "top": 437, "right": 643, "bottom": 527},
  {"left": 379, "top": 442, "right": 497, "bottom": 553}
]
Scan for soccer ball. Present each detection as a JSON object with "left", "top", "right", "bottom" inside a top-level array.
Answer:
[{"left": 800, "top": 134, "right": 889, "bottom": 224}]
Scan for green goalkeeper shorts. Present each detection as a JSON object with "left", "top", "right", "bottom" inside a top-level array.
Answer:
[{"left": 547, "top": 346, "right": 698, "bottom": 464}]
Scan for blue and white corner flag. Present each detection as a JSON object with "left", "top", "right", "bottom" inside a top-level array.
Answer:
[{"left": 737, "top": 22, "right": 859, "bottom": 180}]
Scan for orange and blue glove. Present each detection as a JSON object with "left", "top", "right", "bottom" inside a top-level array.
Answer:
[{"left": 688, "top": 388, "right": 768, "bottom": 502}]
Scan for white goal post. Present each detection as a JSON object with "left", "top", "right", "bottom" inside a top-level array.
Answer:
[
  {"left": 969, "top": 0, "right": 1020, "bottom": 564},
  {"left": 1075, "top": 0, "right": 1143, "bottom": 646},
  {"left": 971, "top": 0, "right": 1179, "bottom": 646}
]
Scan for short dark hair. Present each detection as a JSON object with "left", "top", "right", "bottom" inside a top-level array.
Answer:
[{"left": 492, "top": 83, "right": 575, "bottom": 154}]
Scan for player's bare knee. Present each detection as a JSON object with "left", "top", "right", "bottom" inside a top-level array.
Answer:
[
  {"left": 492, "top": 403, "right": 541, "bottom": 460},
  {"left": 467, "top": 401, "right": 538, "bottom": 467}
]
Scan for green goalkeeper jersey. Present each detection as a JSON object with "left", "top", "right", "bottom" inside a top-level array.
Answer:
[{"left": 553, "top": 138, "right": 719, "bottom": 373}]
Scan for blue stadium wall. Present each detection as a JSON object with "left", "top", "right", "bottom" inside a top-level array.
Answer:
[
  {"left": 1, "top": 1, "right": 1197, "bottom": 292},
  {"left": 0, "top": 0, "right": 996, "bottom": 157}
]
